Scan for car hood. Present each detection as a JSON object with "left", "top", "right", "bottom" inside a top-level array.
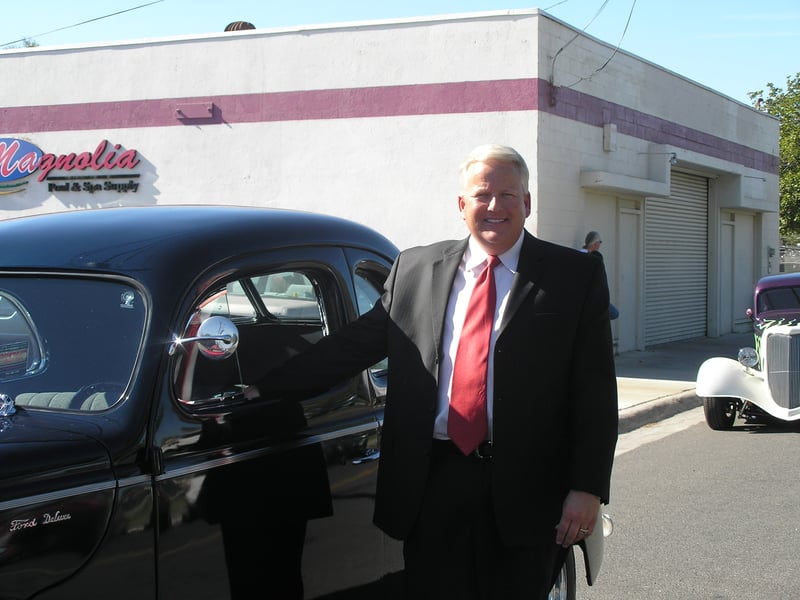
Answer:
[{"left": 0, "top": 408, "right": 116, "bottom": 599}]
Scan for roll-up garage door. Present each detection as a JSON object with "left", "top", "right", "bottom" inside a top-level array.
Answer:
[{"left": 644, "top": 171, "right": 708, "bottom": 345}]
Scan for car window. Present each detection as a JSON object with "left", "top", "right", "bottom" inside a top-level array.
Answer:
[
  {"left": 758, "top": 286, "right": 800, "bottom": 314},
  {"left": 0, "top": 276, "right": 145, "bottom": 411},
  {"left": 353, "top": 263, "right": 389, "bottom": 387},
  {"left": 255, "top": 272, "right": 323, "bottom": 321},
  {"left": 199, "top": 280, "right": 258, "bottom": 321},
  {"left": 174, "top": 269, "right": 326, "bottom": 406},
  {"left": 0, "top": 293, "right": 45, "bottom": 380},
  {"left": 197, "top": 274, "right": 323, "bottom": 324},
  {"left": 354, "top": 270, "right": 380, "bottom": 315}
]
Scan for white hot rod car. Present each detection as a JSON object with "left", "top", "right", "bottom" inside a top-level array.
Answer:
[{"left": 697, "top": 272, "right": 800, "bottom": 430}]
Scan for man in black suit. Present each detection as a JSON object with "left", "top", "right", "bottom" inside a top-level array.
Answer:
[{"left": 246, "top": 144, "right": 618, "bottom": 599}]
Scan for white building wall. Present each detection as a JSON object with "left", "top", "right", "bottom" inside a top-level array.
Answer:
[
  {"left": 1, "top": 11, "right": 547, "bottom": 249},
  {"left": 4, "top": 14, "right": 538, "bottom": 103},
  {"left": 0, "top": 9, "right": 780, "bottom": 350},
  {"left": 530, "top": 13, "right": 779, "bottom": 347}
]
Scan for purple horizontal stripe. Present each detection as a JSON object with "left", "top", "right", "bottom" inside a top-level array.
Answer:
[
  {"left": 0, "top": 78, "right": 776, "bottom": 174},
  {"left": 0, "top": 79, "right": 538, "bottom": 131},
  {"left": 538, "top": 80, "right": 778, "bottom": 175}
]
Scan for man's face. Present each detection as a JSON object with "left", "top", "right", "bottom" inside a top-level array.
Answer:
[{"left": 458, "top": 159, "right": 531, "bottom": 255}]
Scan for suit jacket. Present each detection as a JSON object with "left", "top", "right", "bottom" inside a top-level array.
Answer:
[{"left": 261, "top": 231, "right": 618, "bottom": 545}]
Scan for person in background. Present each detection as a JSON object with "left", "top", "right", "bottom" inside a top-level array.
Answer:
[
  {"left": 581, "top": 230, "right": 603, "bottom": 256},
  {"left": 582, "top": 231, "right": 619, "bottom": 320},
  {"left": 246, "top": 144, "right": 618, "bottom": 599}
]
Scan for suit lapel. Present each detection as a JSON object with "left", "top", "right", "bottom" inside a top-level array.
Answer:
[
  {"left": 498, "top": 232, "right": 545, "bottom": 335},
  {"left": 431, "top": 239, "right": 468, "bottom": 353}
]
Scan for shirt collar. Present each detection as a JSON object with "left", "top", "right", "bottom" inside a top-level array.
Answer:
[{"left": 465, "top": 231, "right": 524, "bottom": 273}]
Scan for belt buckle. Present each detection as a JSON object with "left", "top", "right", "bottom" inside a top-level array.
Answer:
[{"left": 471, "top": 440, "right": 492, "bottom": 459}]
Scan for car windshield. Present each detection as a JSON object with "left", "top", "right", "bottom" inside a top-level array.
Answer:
[
  {"left": 0, "top": 275, "right": 146, "bottom": 411},
  {"left": 756, "top": 285, "right": 800, "bottom": 317}
]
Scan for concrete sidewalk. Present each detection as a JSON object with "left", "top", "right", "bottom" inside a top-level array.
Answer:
[{"left": 614, "top": 331, "right": 753, "bottom": 433}]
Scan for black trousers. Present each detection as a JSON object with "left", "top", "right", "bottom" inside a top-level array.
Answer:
[{"left": 402, "top": 441, "right": 566, "bottom": 600}]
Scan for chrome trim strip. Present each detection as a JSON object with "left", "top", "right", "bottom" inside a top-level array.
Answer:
[
  {"left": 0, "top": 479, "right": 117, "bottom": 512},
  {"left": 117, "top": 474, "right": 152, "bottom": 489},
  {"left": 157, "top": 420, "right": 378, "bottom": 482},
  {"left": 1, "top": 420, "right": 380, "bottom": 508}
]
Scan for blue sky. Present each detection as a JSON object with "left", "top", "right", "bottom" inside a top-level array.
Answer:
[{"left": 2, "top": 0, "right": 798, "bottom": 104}]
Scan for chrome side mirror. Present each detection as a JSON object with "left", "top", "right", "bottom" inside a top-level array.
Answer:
[{"left": 169, "top": 316, "right": 239, "bottom": 360}]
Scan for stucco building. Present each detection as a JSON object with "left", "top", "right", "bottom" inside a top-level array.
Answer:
[{"left": 0, "top": 9, "right": 779, "bottom": 352}]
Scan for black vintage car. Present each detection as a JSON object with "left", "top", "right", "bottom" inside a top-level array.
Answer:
[{"left": 0, "top": 205, "right": 601, "bottom": 599}]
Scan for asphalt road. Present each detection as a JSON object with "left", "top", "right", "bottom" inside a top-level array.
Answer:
[{"left": 574, "top": 409, "right": 800, "bottom": 599}]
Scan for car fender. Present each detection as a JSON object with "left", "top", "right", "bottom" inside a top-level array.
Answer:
[
  {"left": 0, "top": 410, "right": 116, "bottom": 599},
  {"left": 696, "top": 357, "right": 800, "bottom": 422},
  {"left": 696, "top": 356, "right": 765, "bottom": 402}
]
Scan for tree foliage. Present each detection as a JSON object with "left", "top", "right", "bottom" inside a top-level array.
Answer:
[
  {"left": 749, "top": 73, "right": 800, "bottom": 236},
  {"left": 2, "top": 38, "right": 38, "bottom": 49}
]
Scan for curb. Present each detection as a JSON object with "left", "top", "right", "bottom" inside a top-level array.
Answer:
[{"left": 617, "top": 391, "right": 702, "bottom": 434}]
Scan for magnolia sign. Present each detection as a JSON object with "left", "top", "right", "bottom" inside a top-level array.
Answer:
[{"left": 0, "top": 138, "right": 140, "bottom": 194}]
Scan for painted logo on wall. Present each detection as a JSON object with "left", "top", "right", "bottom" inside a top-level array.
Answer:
[
  {"left": 0, "top": 138, "right": 140, "bottom": 195},
  {"left": 0, "top": 139, "right": 42, "bottom": 195}
]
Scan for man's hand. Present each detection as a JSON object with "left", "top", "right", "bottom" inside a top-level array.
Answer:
[{"left": 554, "top": 489, "right": 601, "bottom": 547}]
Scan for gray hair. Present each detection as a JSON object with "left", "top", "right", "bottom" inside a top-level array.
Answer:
[
  {"left": 583, "top": 231, "right": 601, "bottom": 248},
  {"left": 459, "top": 144, "right": 530, "bottom": 193}
]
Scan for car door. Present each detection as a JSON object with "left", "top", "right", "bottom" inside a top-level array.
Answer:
[{"left": 152, "top": 246, "right": 398, "bottom": 600}]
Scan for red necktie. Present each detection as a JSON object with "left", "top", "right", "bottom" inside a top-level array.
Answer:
[{"left": 448, "top": 255, "right": 499, "bottom": 455}]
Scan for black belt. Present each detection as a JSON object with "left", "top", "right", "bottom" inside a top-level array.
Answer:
[{"left": 431, "top": 438, "right": 493, "bottom": 459}]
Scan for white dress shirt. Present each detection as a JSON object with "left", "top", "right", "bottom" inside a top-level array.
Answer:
[{"left": 434, "top": 232, "right": 524, "bottom": 440}]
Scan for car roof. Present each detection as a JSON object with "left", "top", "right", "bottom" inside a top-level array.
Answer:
[
  {"left": 754, "top": 272, "right": 800, "bottom": 293},
  {"left": 0, "top": 206, "right": 399, "bottom": 315},
  {"left": 0, "top": 205, "right": 398, "bottom": 272}
]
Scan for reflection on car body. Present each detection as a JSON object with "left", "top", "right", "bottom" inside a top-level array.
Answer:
[{"left": 0, "top": 205, "right": 607, "bottom": 599}]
